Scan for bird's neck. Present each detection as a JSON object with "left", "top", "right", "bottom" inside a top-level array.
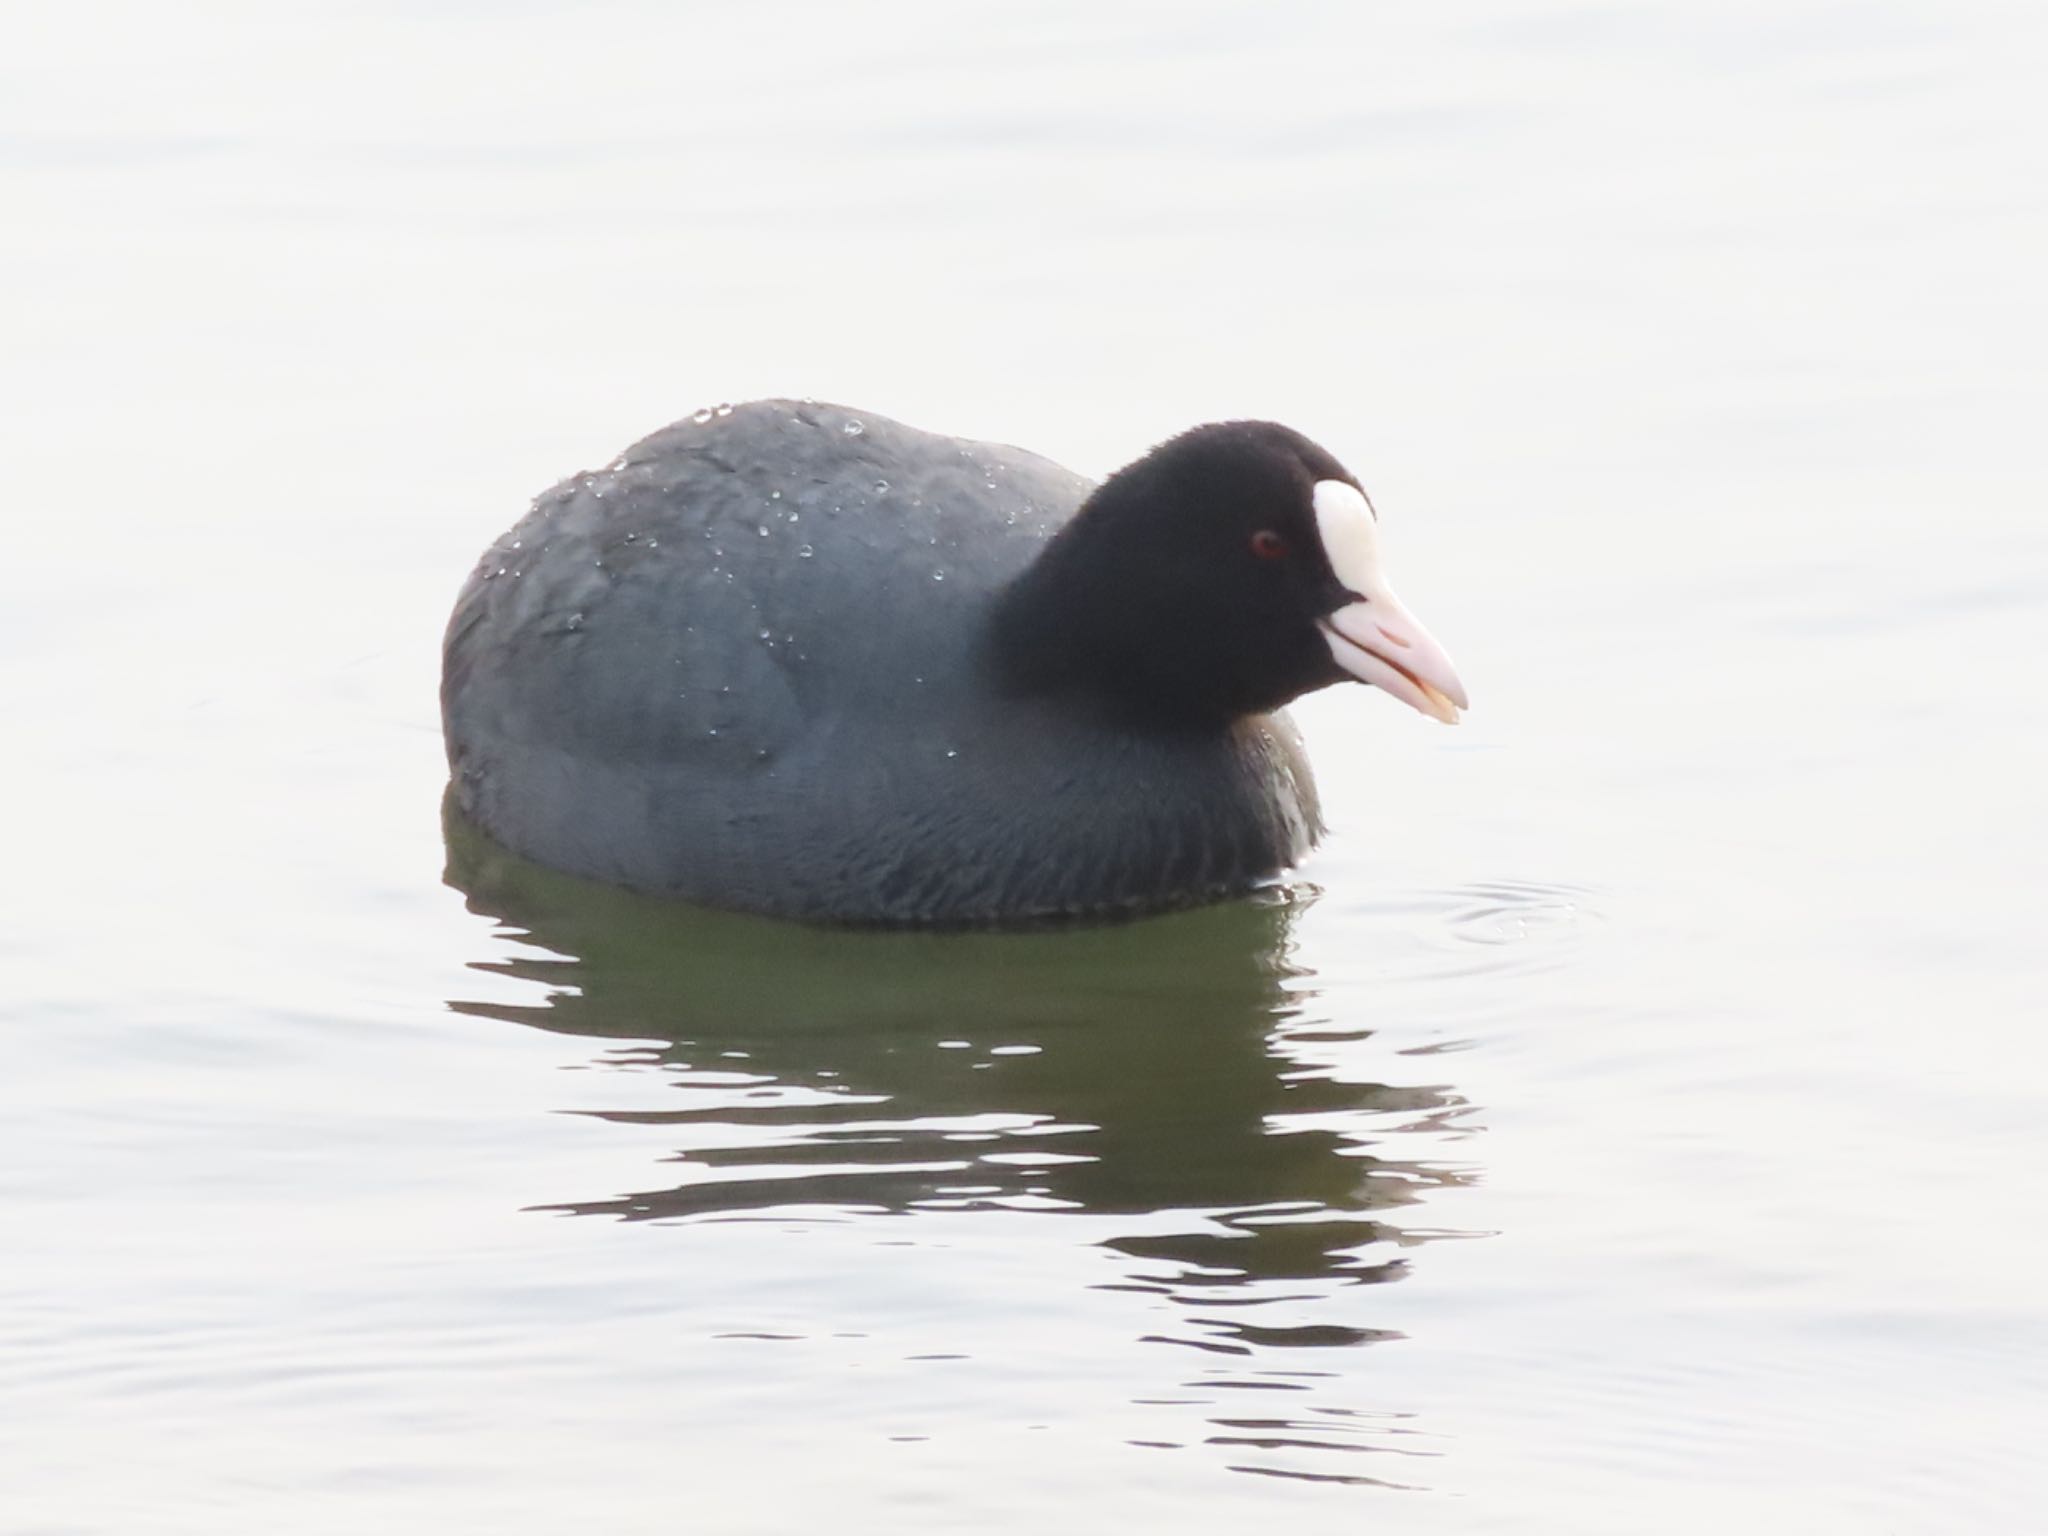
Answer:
[{"left": 986, "top": 496, "right": 1231, "bottom": 733}]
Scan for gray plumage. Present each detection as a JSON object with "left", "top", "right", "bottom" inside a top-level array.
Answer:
[{"left": 442, "top": 400, "right": 1321, "bottom": 925}]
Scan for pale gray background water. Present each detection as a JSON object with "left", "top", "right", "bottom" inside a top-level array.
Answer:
[{"left": 4, "top": 2, "right": 2045, "bottom": 1531}]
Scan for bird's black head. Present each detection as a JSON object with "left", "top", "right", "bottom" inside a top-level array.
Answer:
[{"left": 991, "top": 420, "right": 1466, "bottom": 729}]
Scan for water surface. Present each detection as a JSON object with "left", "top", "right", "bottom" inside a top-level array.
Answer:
[{"left": 4, "top": 3, "right": 2045, "bottom": 1531}]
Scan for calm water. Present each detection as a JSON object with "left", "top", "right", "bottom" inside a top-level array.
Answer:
[{"left": 5, "top": 3, "right": 2046, "bottom": 1531}]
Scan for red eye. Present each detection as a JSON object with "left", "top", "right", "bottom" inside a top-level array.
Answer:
[{"left": 1249, "top": 529, "right": 1289, "bottom": 560}]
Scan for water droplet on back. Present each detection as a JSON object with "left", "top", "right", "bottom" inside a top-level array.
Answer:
[{"left": 843, "top": 420, "right": 865, "bottom": 436}]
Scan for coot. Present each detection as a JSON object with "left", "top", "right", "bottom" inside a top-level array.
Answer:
[{"left": 441, "top": 400, "right": 1465, "bottom": 926}]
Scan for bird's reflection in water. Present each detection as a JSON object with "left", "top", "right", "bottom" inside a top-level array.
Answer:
[{"left": 445, "top": 801, "right": 1481, "bottom": 1480}]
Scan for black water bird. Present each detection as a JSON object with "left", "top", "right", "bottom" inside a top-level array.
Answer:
[{"left": 442, "top": 401, "right": 1466, "bottom": 925}]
